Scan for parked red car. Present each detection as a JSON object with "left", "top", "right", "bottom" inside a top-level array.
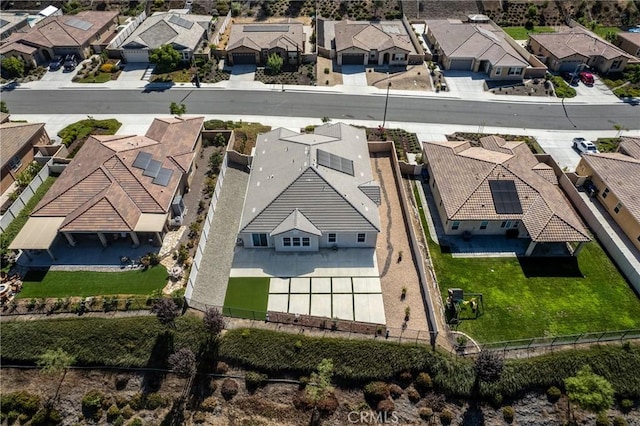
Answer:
[{"left": 579, "top": 72, "right": 594, "bottom": 86}]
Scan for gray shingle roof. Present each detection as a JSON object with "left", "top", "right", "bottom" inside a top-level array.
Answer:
[
  {"left": 121, "top": 12, "right": 210, "bottom": 50},
  {"left": 240, "top": 123, "right": 380, "bottom": 234}
]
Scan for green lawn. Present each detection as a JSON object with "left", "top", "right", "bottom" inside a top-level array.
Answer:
[
  {"left": 592, "top": 26, "right": 620, "bottom": 38},
  {"left": 17, "top": 265, "right": 168, "bottom": 298},
  {"left": 78, "top": 72, "right": 113, "bottom": 83},
  {"left": 502, "top": 26, "right": 555, "bottom": 40},
  {"left": 223, "top": 277, "right": 270, "bottom": 320},
  {"left": 413, "top": 184, "right": 640, "bottom": 343}
]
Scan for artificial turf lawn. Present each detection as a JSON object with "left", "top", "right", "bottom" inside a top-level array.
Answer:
[
  {"left": 502, "top": 26, "right": 556, "bottom": 40},
  {"left": 17, "top": 265, "right": 168, "bottom": 298},
  {"left": 223, "top": 277, "right": 270, "bottom": 320},
  {"left": 413, "top": 183, "right": 640, "bottom": 343}
]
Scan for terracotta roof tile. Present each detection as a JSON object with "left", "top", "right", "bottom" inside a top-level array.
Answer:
[{"left": 530, "top": 27, "right": 631, "bottom": 61}]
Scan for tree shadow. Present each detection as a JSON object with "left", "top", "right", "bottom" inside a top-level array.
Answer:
[
  {"left": 188, "top": 338, "right": 219, "bottom": 408},
  {"left": 461, "top": 403, "right": 485, "bottom": 426},
  {"left": 143, "top": 330, "right": 174, "bottom": 393},
  {"left": 517, "top": 256, "right": 583, "bottom": 278}
]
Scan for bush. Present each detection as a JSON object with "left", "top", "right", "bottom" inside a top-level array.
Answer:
[
  {"left": 399, "top": 370, "right": 412, "bottom": 386},
  {"left": 414, "top": 372, "right": 433, "bottom": 394},
  {"left": 82, "top": 390, "right": 104, "bottom": 419},
  {"left": 389, "top": 384, "right": 403, "bottom": 399},
  {"left": 317, "top": 393, "right": 339, "bottom": 414},
  {"left": 423, "top": 392, "right": 446, "bottom": 411},
  {"left": 7, "top": 411, "right": 19, "bottom": 424},
  {"left": 596, "top": 413, "right": 611, "bottom": 426},
  {"left": 200, "top": 396, "right": 218, "bottom": 412},
  {"left": 406, "top": 387, "right": 420, "bottom": 403},
  {"left": 503, "top": 406, "right": 515, "bottom": 423},
  {"left": 32, "top": 409, "right": 62, "bottom": 426},
  {"left": 215, "top": 361, "right": 229, "bottom": 374},
  {"left": 364, "top": 381, "right": 390, "bottom": 404},
  {"left": 221, "top": 379, "right": 239, "bottom": 400},
  {"left": 146, "top": 393, "right": 168, "bottom": 409},
  {"left": 107, "top": 404, "right": 121, "bottom": 422},
  {"left": 440, "top": 409, "right": 454, "bottom": 425},
  {"left": 376, "top": 399, "right": 394, "bottom": 413},
  {"left": 101, "top": 63, "right": 114, "bottom": 73},
  {"left": 0, "top": 391, "right": 41, "bottom": 415},
  {"left": 57, "top": 118, "right": 122, "bottom": 147},
  {"left": 128, "top": 418, "right": 143, "bottom": 426},
  {"left": 419, "top": 407, "right": 433, "bottom": 420},
  {"left": 613, "top": 417, "right": 628, "bottom": 426},
  {"left": 620, "top": 398, "right": 633, "bottom": 412},
  {"left": 121, "top": 405, "right": 134, "bottom": 419},
  {"left": 547, "top": 386, "right": 562, "bottom": 402},
  {"left": 245, "top": 371, "right": 268, "bottom": 392}
]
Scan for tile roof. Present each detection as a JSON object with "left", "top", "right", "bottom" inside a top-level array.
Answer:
[
  {"left": 529, "top": 26, "right": 632, "bottom": 60},
  {"left": 0, "top": 121, "right": 47, "bottom": 168},
  {"left": 121, "top": 12, "right": 211, "bottom": 51},
  {"left": 334, "top": 20, "right": 413, "bottom": 53},
  {"left": 31, "top": 116, "right": 204, "bottom": 233},
  {"left": 619, "top": 137, "right": 640, "bottom": 159},
  {"left": 426, "top": 20, "right": 528, "bottom": 67},
  {"left": 423, "top": 136, "right": 590, "bottom": 242},
  {"left": 240, "top": 123, "right": 380, "bottom": 235},
  {"left": 617, "top": 31, "right": 640, "bottom": 50},
  {"left": 0, "top": 11, "right": 118, "bottom": 53},
  {"left": 227, "top": 21, "right": 304, "bottom": 52},
  {"left": 579, "top": 151, "right": 640, "bottom": 226}
]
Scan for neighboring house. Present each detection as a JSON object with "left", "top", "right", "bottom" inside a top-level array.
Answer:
[
  {"left": 0, "top": 118, "right": 51, "bottom": 194},
  {"left": 528, "top": 26, "right": 632, "bottom": 74},
  {"left": 9, "top": 116, "right": 204, "bottom": 259},
  {"left": 238, "top": 123, "right": 381, "bottom": 251},
  {"left": 226, "top": 22, "right": 304, "bottom": 66},
  {"left": 423, "top": 136, "right": 590, "bottom": 256},
  {"left": 425, "top": 19, "right": 532, "bottom": 80},
  {"left": 0, "top": 11, "right": 119, "bottom": 67},
  {"left": 0, "top": 13, "right": 29, "bottom": 41},
  {"left": 575, "top": 137, "right": 640, "bottom": 251},
  {"left": 616, "top": 32, "right": 640, "bottom": 58},
  {"left": 119, "top": 11, "right": 212, "bottom": 63}
]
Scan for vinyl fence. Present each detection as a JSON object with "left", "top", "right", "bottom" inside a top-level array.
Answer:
[{"left": 107, "top": 11, "right": 146, "bottom": 50}]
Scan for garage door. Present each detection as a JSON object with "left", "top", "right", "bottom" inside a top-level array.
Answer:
[
  {"left": 124, "top": 50, "right": 149, "bottom": 63},
  {"left": 449, "top": 58, "right": 473, "bottom": 70},
  {"left": 342, "top": 54, "right": 364, "bottom": 65},
  {"left": 232, "top": 53, "right": 256, "bottom": 65},
  {"left": 558, "top": 61, "right": 583, "bottom": 72}
]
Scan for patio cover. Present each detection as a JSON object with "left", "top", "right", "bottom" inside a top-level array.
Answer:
[
  {"left": 9, "top": 217, "right": 64, "bottom": 250},
  {"left": 134, "top": 213, "right": 168, "bottom": 232}
]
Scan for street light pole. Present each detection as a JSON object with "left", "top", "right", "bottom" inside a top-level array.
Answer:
[{"left": 382, "top": 72, "right": 390, "bottom": 128}]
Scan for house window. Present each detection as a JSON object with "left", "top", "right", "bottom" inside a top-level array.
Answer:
[
  {"left": 507, "top": 67, "right": 522, "bottom": 75},
  {"left": 452, "top": 221, "right": 460, "bottom": 230},
  {"left": 8, "top": 155, "right": 21, "bottom": 170},
  {"left": 302, "top": 237, "right": 310, "bottom": 247},
  {"left": 614, "top": 202, "right": 622, "bottom": 214},
  {"left": 494, "top": 67, "right": 501, "bottom": 75},
  {"left": 293, "top": 237, "right": 301, "bottom": 246},
  {"left": 500, "top": 221, "right": 512, "bottom": 228},
  {"left": 252, "top": 233, "right": 268, "bottom": 247},
  {"left": 602, "top": 188, "right": 609, "bottom": 198},
  {"left": 611, "top": 60, "right": 622, "bottom": 69},
  {"left": 479, "top": 221, "right": 488, "bottom": 230},
  {"left": 512, "top": 221, "right": 518, "bottom": 228},
  {"left": 357, "top": 233, "right": 366, "bottom": 243},
  {"left": 328, "top": 233, "right": 336, "bottom": 244},
  {"left": 283, "top": 237, "right": 291, "bottom": 247},
  {"left": 432, "top": 180, "right": 436, "bottom": 188}
]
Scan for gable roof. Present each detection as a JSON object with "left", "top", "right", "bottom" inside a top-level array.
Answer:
[
  {"left": 227, "top": 22, "right": 304, "bottom": 52},
  {"left": 0, "top": 121, "right": 47, "bottom": 168},
  {"left": 240, "top": 123, "right": 380, "bottom": 235},
  {"left": 423, "top": 136, "right": 590, "bottom": 243},
  {"left": 31, "top": 116, "right": 204, "bottom": 233},
  {"left": 0, "top": 11, "right": 118, "bottom": 53},
  {"left": 529, "top": 27, "right": 632, "bottom": 60},
  {"left": 121, "top": 12, "right": 210, "bottom": 51},
  {"left": 617, "top": 31, "right": 640, "bottom": 51},
  {"left": 426, "top": 19, "right": 528, "bottom": 67},
  {"left": 334, "top": 20, "right": 413, "bottom": 53},
  {"left": 619, "top": 137, "right": 640, "bottom": 159}
]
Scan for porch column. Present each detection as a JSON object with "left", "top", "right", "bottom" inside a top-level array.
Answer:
[
  {"left": 63, "top": 232, "right": 76, "bottom": 247},
  {"left": 97, "top": 232, "right": 108, "bottom": 247},
  {"left": 154, "top": 232, "right": 163, "bottom": 247},
  {"left": 525, "top": 241, "right": 537, "bottom": 256},
  {"left": 130, "top": 232, "right": 140, "bottom": 247},
  {"left": 573, "top": 241, "right": 586, "bottom": 257},
  {"left": 46, "top": 249, "right": 56, "bottom": 261}
]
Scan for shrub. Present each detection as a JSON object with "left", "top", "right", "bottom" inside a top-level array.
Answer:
[
  {"left": 107, "top": 404, "right": 121, "bottom": 422},
  {"left": 129, "top": 418, "right": 143, "bottom": 426},
  {"left": 221, "top": 379, "right": 239, "bottom": 400},
  {"left": 364, "top": 381, "right": 390, "bottom": 404},
  {"left": 30, "top": 408, "right": 62, "bottom": 426},
  {"left": 245, "top": 371, "right": 268, "bottom": 392},
  {"left": 547, "top": 385, "right": 562, "bottom": 402},
  {"left": 146, "top": 393, "right": 168, "bottom": 409},
  {"left": 200, "top": 396, "right": 218, "bottom": 412},
  {"left": 101, "top": 63, "right": 114, "bottom": 73},
  {"left": 440, "top": 409, "right": 454, "bottom": 425},
  {"left": 620, "top": 398, "right": 633, "bottom": 412},
  {"left": 389, "top": 384, "right": 403, "bottom": 399},
  {"left": 113, "top": 415, "right": 125, "bottom": 426},
  {"left": 377, "top": 399, "right": 394, "bottom": 413},
  {"left": 82, "top": 390, "right": 104, "bottom": 412},
  {"left": 414, "top": 372, "right": 433, "bottom": 394},
  {"left": 406, "top": 387, "right": 420, "bottom": 403},
  {"left": 0, "top": 391, "right": 41, "bottom": 415},
  {"left": 317, "top": 392, "right": 339, "bottom": 414},
  {"left": 419, "top": 407, "right": 433, "bottom": 420},
  {"left": 423, "top": 392, "right": 446, "bottom": 411},
  {"left": 121, "top": 405, "right": 134, "bottom": 419},
  {"left": 7, "top": 411, "right": 19, "bottom": 424},
  {"left": 503, "top": 406, "right": 515, "bottom": 423},
  {"left": 399, "top": 370, "right": 412, "bottom": 386},
  {"left": 127, "top": 393, "right": 144, "bottom": 411},
  {"left": 596, "top": 413, "right": 611, "bottom": 426},
  {"left": 215, "top": 361, "right": 229, "bottom": 374},
  {"left": 613, "top": 417, "right": 628, "bottom": 426}
]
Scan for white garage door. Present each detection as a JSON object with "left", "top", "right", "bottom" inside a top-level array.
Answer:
[{"left": 124, "top": 50, "right": 149, "bottom": 63}]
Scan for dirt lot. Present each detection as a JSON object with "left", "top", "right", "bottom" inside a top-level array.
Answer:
[
  {"left": 366, "top": 64, "right": 433, "bottom": 91},
  {"left": 316, "top": 57, "right": 343, "bottom": 86}
]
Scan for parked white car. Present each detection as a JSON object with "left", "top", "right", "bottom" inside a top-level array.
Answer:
[{"left": 572, "top": 137, "right": 599, "bottom": 155}]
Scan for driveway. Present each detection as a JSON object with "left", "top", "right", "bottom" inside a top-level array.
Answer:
[
  {"left": 39, "top": 68, "right": 77, "bottom": 83},
  {"left": 441, "top": 70, "right": 489, "bottom": 100},
  {"left": 341, "top": 65, "right": 368, "bottom": 87},
  {"left": 119, "top": 63, "right": 149, "bottom": 82},
  {"left": 572, "top": 75, "right": 620, "bottom": 103},
  {"left": 229, "top": 64, "right": 256, "bottom": 82}
]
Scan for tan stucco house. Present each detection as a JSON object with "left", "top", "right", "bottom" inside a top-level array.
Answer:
[
  {"left": 575, "top": 137, "right": 640, "bottom": 251},
  {"left": 226, "top": 22, "right": 304, "bottom": 66},
  {"left": 616, "top": 32, "right": 640, "bottom": 58}
]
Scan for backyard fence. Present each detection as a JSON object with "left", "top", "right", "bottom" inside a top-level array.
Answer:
[
  {"left": 106, "top": 11, "right": 146, "bottom": 50},
  {"left": 211, "top": 11, "right": 232, "bottom": 47},
  {"left": 0, "top": 159, "right": 52, "bottom": 232}
]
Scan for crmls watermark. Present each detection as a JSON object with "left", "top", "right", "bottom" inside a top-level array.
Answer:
[{"left": 347, "top": 411, "right": 400, "bottom": 424}]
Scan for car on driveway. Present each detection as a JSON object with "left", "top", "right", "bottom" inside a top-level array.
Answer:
[
  {"left": 562, "top": 72, "right": 579, "bottom": 86},
  {"left": 572, "top": 137, "right": 599, "bottom": 155},
  {"left": 49, "top": 55, "right": 64, "bottom": 71},
  {"left": 63, "top": 54, "right": 77, "bottom": 72},
  {"left": 579, "top": 72, "right": 594, "bottom": 86}
]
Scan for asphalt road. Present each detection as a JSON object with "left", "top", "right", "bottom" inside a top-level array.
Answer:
[{"left": 2, "top": 89, "right": 638, "bottom": 130}]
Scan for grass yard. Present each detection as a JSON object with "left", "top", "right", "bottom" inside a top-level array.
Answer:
[
  {"left": 78, "top": 72, "right": 114, "bottom": 83},
  {"left": 502, "top": 26, "right": 555, "bottom": 40},
  {"left": 223, "top": 277, "right": 270, "bottom": 320},
  {"left": 413, "top": 184, "right": 640, "bottom": 343},
  {"left": 17, "top": 265, "right": 168, "bottom": 298},
  {"left": 592, "top": 26, "right": 621, "bottom": 38},
  {"left": 57, "top": 118, "right": 121, "bottom": 147}
]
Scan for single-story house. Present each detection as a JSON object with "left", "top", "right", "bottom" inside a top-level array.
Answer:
[
  {"left": 226, "top": 22, "right": 304, "bottom": 66},
  {"left": 615, "top": 32, "right": 640, "bottom": 58},
  {"left": 422, "top": 136, "right": 590, "bottom": 256},
  {"left": 119, "top": 11, "right": 213, "bottom": 63},
  {"left": 528, "top": 26, "right": 633, "bottom": 74},
  {"left": 0, "top": 11, "right": 119, "bottom": 68},
  {"left": 425, "top": 19, "right": 532, "bottom": 80},
  {"left": 0, "top": 13, "right": 30, "bottom": 41},
  {"left": 9, "top": 116, "right": 204, "bottom": 260},
  {"left": 0, "top": 118, "right": 51, "bottom": 193},
  {"left": 575, "top": 137, "right": 640, "bottom": 251},
  {"left": 238, "top": 123, "right": 381, "bottom": 251}
]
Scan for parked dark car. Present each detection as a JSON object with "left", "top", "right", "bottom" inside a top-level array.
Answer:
[
  {"left": 49, "top": 55, "right": 64, "bottom": 71},
  {"left": 562, "top": 72, "right": 579, "bottom": 86},
  {"left": 63, "top": 54, "right": 77, "bottom": 72}
]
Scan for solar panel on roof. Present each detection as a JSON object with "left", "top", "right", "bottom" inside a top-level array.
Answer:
[
  {"left": 132, "top": 151, "right": 152, "bottom": 169},
  {"left": 142, "top": 159, "right": 162, "bottom": 178},
  {"left": 152, "top": 168, "right": 173, "bottom": 187},
  {"left": 489, "top": 180, "right": 523, "bottom": 214},
  {"left": 317, "top": 149, "right": 354, "bottom": 176},
  {"left": 168, "top": 15, "right": 194, "bottom": 30},
  {"left": 65, "top": 18, "right": 93, "bottom": 31},
  {"left": 244, "top": 25, "right": 289, "bottom": 32}
]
